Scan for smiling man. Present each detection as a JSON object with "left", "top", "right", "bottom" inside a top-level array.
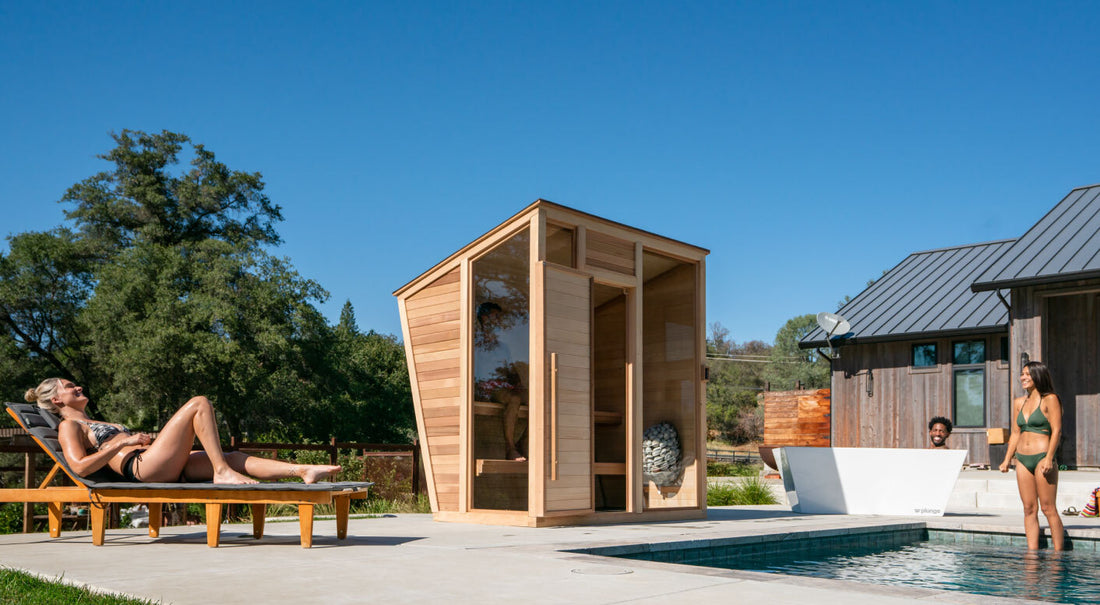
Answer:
[{"left": 928, "top": 416, "right": 953, "bottom": 449}]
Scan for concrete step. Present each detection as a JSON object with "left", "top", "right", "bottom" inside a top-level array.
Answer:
[
  {"left": 738, "top": 469, "right": 1100, "bottom": 513},
  {"left": 940, "top": 470, "right": 1098, "bottom": 512}
]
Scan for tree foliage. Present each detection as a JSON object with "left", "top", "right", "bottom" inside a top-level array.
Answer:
[
  {"left": 762, "top": 314, "right": 830, "bottom": 390},
  {"left": 1, "top": 130, "right": 414, "bottom": 443},
  {"left": 706, "top": 322, "right": 768, "bottom": 444}
]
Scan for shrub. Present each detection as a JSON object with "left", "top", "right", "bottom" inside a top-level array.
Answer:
[
  {"left": 707, "top": 402, "right": 763, "bottom": 445},
  {"left": 707, "top": 476, "right": 778, "bottom": 506}
]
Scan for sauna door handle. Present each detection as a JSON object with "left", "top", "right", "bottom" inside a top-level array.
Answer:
[{"left": 550, "top": 352, "right": 558, "bottom": 481}]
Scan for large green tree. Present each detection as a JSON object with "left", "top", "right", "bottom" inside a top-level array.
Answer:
[
  {"left": 1, "top": 130, "right": 414, "bottom": 442},
  {"left": 763, "top": 314, "right": 831, "bottom": 390}
]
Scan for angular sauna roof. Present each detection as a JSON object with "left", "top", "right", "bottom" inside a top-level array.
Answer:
[
  {"left": 972, "top": 184, "right": 1100, "bottom": 292},
  {"left": 393, "top": 199, "right": 709, "bottom": 297},
  {"left": 800, "top": 239, "right": 1015, "bottom": 349}
]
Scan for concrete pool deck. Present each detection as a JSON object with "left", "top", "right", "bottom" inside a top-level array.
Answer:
[{"left": 3, "top": 471, "right": 1100, "bottom": 604}]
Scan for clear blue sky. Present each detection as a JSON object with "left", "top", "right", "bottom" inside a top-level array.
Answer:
[{"left": 3, "top": 2, "right": 1099, "bottom": 344}]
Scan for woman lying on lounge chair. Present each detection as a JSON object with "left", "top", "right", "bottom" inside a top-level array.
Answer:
[{"left": 25, "top": 378, "right": 341, "bottom": 485}]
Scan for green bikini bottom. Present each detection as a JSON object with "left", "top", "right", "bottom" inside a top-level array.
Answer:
[{"left": 1015, "top": 451, "right": 1048, "bottom": 473}]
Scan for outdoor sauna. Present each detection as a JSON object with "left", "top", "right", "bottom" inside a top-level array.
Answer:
[{"left": 394, "top": 200, "right": 709, "bottom": 526}]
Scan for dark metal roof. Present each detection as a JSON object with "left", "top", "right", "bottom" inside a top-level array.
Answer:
[
  {"left": 800, "top": 240, "right": 1015, "bottom": 349},
  {"left": 972, "top": 184, "right": 1100, "bottom": 292}
]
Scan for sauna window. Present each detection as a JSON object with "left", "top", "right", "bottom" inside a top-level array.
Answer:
[
  {"left": 546, "top": 224, "right": 575, "bottom": 268},
  {"left": 471, "top": 228, "right": 530, "bottom": 510},
  {"left": 952, "top": 340, "right": 986, "bottom": 428},
  {"left": 911, "top": 343, "right": 937, "bottom": 368}
]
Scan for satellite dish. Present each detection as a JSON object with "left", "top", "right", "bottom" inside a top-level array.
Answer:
[
  {"left": 816, "top": 312, "right": 851, "bottom": 338},
  {"left": 816, "top": 311, "right": 851, "bottom": 360}
]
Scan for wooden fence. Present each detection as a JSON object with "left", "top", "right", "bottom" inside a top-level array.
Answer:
[{"left": 762, "top": 388, "right": 831, "bottom": 448}]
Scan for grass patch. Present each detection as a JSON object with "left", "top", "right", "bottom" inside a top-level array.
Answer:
[
  {"left": 0, "top": 569, "right": 157, "bottom": 604},
  {"left": 707, "top": 476, "right": 778, "bottom": 506}
]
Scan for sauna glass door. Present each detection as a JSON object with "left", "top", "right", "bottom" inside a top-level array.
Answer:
[
  {"left": 542, "top": 262, "right": 593, "bottom": 514},
  {"left": 471, "top": 229, "right": 530, "bottom": 511},
  {"left": 592, "top": 282, "right": 628, "bottom": 511}
]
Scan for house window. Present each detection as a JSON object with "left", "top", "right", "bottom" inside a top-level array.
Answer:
[
  {"left": 912, "top": 343, "right": 937, "bottom": 367},
  {"left": 953, "top": 340, "right": 986, "bottom": 427}
]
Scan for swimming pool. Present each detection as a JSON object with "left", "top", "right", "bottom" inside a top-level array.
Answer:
[{"left": 584, "top": 526, "right": 1100, "bottom": 604}]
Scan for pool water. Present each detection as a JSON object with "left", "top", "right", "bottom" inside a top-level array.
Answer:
[{"left": 723, "top": 538, "right": 1100, "bottom": 604}]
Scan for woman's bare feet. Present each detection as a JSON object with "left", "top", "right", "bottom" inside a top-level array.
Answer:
[
  {"left": 506, "top": 446, "right": 527, "bottom": 462},
  {"left": 214, "top": 467, "right": 258, "bottom": 485},
  {"left": 300, "top": 464, "right": 341, "bottom": 484}
]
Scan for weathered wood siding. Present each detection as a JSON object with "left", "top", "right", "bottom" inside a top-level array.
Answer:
[
  {"left": 1013, "top": 279, "right": 1100, "bottom": 468},
  {"left": 763, "top": 389, "right": 831, "bottom": 447},
  {"left": 831, "top": 334, "right": 1010, "bottom": 465},
  {"left": 404, "top": 269, "right": 462, "bottom": 511}
]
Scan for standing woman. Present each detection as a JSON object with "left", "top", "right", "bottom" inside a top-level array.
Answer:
[{"left": 999, "top": 361, "right": 1065, "bottom": 550}]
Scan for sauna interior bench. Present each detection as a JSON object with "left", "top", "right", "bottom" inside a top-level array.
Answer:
[{"left": 472, "top": 401, "right": 622, "bottom": 425}]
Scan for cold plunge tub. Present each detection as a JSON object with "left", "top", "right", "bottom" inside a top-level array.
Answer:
[{"left": 773, "top": 447, "right": 967, "bottom": 516}]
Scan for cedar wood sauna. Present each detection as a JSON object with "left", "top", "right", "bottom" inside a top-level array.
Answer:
[{"left": 394, "top": 200, "right": 709, "bottom": 526}]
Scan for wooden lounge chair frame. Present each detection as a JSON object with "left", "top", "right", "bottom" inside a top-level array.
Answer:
[{"left": 3, "top": 402, "right": 371, "bottom": 548}]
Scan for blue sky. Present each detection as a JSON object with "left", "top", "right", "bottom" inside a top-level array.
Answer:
[{"left": 3, "top": 2, "right": 1099, "bottom": 344}]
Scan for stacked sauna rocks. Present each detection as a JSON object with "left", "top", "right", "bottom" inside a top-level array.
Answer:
[{"left": 642, "top": 422, "right": 682, "bottom": 486}]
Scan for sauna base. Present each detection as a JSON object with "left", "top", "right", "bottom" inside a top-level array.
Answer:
[{"left": 432, "top": 507, "right": 706, "bottom": 527}]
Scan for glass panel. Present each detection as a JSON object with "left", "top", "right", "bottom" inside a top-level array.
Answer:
[
  {"left": 953, "top": 340, "right": 986, "bottom": 365},
  {"left": 546, "top": 224, "right": 575, "bottom": 267},
  {"left": 954, "top": 368, "right": 985, "bottom": 427},
  {"left": 593, "top": 282, "right": 628, "bottom": 512},
  {"left": 471, "top": 228, "right": 530, "bottom": 511},
  {"left": 912, "top": 343, "right": 937, "bottom": 367},
  {"left": 642, "top": 251, "right": 697, "bottom": 510},
  {"left": 1000, "top": 336, "right": 1009, "bottom": 362}
]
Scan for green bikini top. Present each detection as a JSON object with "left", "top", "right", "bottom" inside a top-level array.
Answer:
[{"left": 1017, "top": 403, "right": 1052, "bottom": 436}]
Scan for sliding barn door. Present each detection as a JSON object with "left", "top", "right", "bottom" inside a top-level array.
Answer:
[{"left": 542, "top": 263, "right": 593, "bottom": 513}]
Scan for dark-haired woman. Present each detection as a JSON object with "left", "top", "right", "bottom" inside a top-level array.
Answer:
[
  {"left": 999, "top": 361, "right": 1065, "bottom": 550},
  {"left": 26, "top": 378, "right": 340, "bottom": 485}
]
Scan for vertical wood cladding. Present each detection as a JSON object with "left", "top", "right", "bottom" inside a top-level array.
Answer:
[
  {"left": 406, "top": 269, "right": 462, "bottom": 511},
  {"left": 831, "top": 335, "right": 1009, "bottom": 465}
]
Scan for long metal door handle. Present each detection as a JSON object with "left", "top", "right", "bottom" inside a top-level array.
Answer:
[{"left": 551, "top": 352, "right": 558, "bottom": 481}]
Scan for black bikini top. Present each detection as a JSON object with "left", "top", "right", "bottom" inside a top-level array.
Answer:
[{"left": 72, "top": 419, "right": 132, "bottom": 450}]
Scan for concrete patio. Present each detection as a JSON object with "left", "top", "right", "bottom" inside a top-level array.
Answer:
[{"left": 2, "top": 469, "right": 1098, "bottom": 604}]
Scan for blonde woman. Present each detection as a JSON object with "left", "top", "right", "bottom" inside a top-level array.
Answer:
[
  {"left": 999, "top": 361, "right": 1065, "bottom": 550},
  {"left": 26, "top": 378, "right": 340, "bottom": 484}
]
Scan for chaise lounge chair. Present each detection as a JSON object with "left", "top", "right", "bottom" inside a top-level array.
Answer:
[{"left": 2, "top": 402, "right": 372, "bottom": 547}]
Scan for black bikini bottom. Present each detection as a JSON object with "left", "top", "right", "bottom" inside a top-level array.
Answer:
[{"left": 121, "top": 449, "right": 146, "bottom": 482}]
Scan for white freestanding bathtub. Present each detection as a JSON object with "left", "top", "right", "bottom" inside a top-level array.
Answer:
[{"left": 775, "top": 447, "right": 967, "bottom": 516}]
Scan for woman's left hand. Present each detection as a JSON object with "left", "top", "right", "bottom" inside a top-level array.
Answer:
[{"left": 1037, "top": 458, "right": 1054, "bottom": 476}]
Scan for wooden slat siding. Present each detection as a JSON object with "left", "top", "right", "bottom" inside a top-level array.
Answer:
[
  {"left": 1043, "top": 288, "right": 1100, "bottom": 467},
  {"left": 829, "top": 335, "right": 1011, "bottom": 464},
  {"left": 640, "top": 261, "right": 698, "bottom": 509},
  {"left": 544, "top": 265, "right": 593, "bottom": 513},
  {"left": 407, "top": 269, "right": 462, "bottom": 511},
  {"left": 763, "top": 389, "right": 831, "bottom": 448},
  {"left": 585, "top": 231, "right": 635, "bottom": 276}
]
